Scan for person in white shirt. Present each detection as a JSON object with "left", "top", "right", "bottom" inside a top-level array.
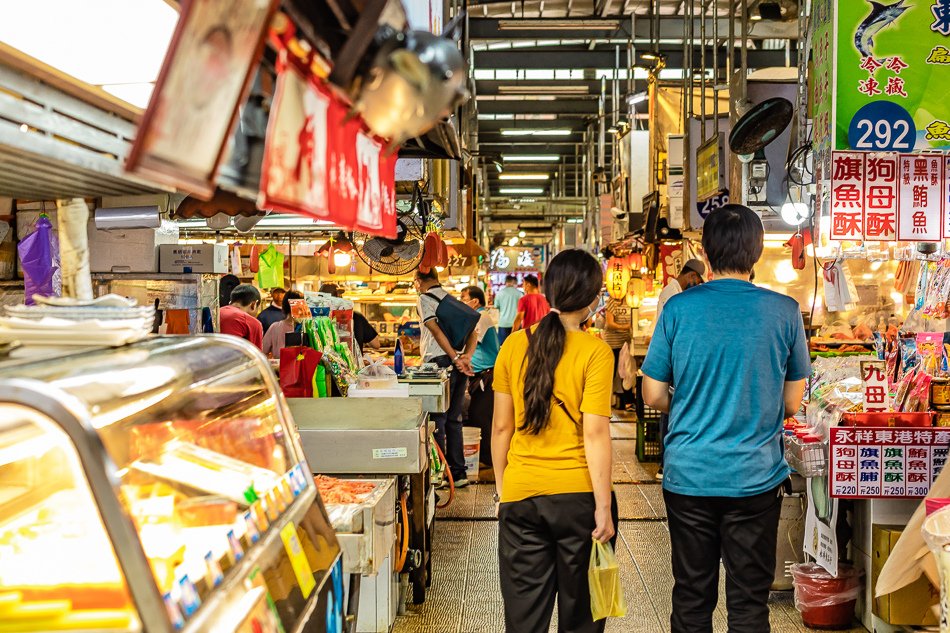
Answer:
[
  {"left": 655, "top": 259, "right": 707, "bottom": 324},
  {"left": 651, "top": 258, "right": 705, "bottom": 480}
]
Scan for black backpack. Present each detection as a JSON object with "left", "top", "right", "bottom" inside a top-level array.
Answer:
[{"left": 424, "top": 291, "right": 481, "bottom": 351}]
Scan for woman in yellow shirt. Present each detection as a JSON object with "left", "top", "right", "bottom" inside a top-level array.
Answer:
[{"left": 492, "top": 249, "right": 618, "bottom": 633}]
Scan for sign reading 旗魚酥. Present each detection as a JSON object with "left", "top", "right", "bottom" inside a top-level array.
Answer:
[
  {"left": 829, "top": 427, "right": 950, "bottom": 498},
  {"left": 829, "top": 150, "right": 946, "bottom": 241}
]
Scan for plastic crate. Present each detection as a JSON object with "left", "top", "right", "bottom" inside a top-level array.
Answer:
[
  {"left": 635, "top": 376, "right": 663, "bottom": 462},
  {"left": 637, "top": 417, "right": 662, "bottom": 462}
]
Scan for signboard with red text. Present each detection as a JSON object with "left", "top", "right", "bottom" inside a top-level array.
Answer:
[
  {"left": 861, "top": 361, "right": 890, "bottom": 412},
  {"left": 829, "top": 427, "right": 950, "bottom": 498},
  {"left": 897, "top": 153, "right": 944, "bottom": 241},
  {"left": 830, "top": 151, "right": 946, "bottom": 241}
]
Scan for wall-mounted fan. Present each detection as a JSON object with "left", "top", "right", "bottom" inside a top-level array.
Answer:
[
  {"left": 352, "top": 184, "right": 429, "bottom": 275},
  {"left": 728, "top": 97, "right": 794, "bottom": 162}
]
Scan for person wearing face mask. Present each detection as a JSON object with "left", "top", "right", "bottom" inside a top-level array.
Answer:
[{"left": 493, "top": 249, "right": 618, "bottom": 633}]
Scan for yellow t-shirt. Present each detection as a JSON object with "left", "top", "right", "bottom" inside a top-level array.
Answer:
[{"left": 493, "top": 328, "right": 615, "bottom": 503}]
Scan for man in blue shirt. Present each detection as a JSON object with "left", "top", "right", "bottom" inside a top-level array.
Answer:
[
  {"left": 641, "top": 204, "right": 810, "bottom": 633},
  {"left": 493, "top": 275, "right": 523, "bottom": 346},
  {"left": 461, "top": 285, "right": 500, "bottom": 474}
]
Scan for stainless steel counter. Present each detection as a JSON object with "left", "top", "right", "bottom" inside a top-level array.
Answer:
[{"left": 289, "top": 398, "right": 429, "bottom": 475}]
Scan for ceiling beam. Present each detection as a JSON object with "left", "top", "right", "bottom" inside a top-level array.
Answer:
[
  {"left": 475, "top": 47, "right": 796, "bottom": 69},
  {"left": 476, "top": 99, "right": 611, "bottom": 114},
  {"left": 468, "top": 17, "right": 799, "bottom": 40}
]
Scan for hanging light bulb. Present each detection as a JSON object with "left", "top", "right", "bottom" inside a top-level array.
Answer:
[{"left": 333, "top": 251, "right": 351, "bottom": 267}]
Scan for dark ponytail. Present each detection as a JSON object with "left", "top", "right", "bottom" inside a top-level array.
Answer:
[{"left": 522, "top": 249, "right": 604, "bottom": 434}]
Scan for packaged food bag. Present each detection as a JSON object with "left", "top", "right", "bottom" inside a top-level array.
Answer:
[{"left": 589, "top": 539, "right": 626, "bottom": 621}]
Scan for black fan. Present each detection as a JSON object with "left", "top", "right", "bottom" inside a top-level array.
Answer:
[{"left": 729, "top": 97, "right": 794, "bottom": 158}]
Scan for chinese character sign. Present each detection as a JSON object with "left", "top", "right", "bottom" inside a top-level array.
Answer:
[
  {"left": 259, "top": 54, "right": 397, "bottom": 238},
  {"left": 861, "top": 360, "right": 890, "bottom": 411},
  {"left": 829, "top": 427, "right": 950, "bottom": 498},
  {"left": 835, "top": 1, "right": 950, "bottom": 152},
  {"left": 864, "top": 153, "right": 899, "bottom": 240},
  {"left": 830, "top": 152, "right": 865, "bottom": 240},
  {"left": 897, "top": 154, "right": 944, "bottom": 241}
]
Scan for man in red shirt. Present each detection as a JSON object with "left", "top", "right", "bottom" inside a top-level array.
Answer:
[
  {"left": 220, "top": 284, "right": 264, "bottom": 350},
  {"left": 512, "top": 274, "right": 550, "bottom": 331}
]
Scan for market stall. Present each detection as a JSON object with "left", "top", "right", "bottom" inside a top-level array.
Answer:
[{"left": 0, "top": 336, "right": 343, "bottom": 633}]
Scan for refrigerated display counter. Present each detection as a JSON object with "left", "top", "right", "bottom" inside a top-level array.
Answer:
[{"left": 0, "top": 336, "right": 342, "bottom": 633}]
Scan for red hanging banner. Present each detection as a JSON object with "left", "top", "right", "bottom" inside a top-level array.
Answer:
[{"left": 259, "top": 53, "right": 396, "bottom": 238}]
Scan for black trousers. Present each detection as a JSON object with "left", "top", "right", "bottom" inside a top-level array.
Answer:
[
  {"left": 466, "top": 368, "right": 494, "bottom": 466},
  {"left": 498, "top": 493, "right": 619, "bottom": 633},
  {"left": 431, "top": 357, "right": 469, "bottom": 481},
  {"left": 664, "top": 485, "right": 784, "bottom": 633}
]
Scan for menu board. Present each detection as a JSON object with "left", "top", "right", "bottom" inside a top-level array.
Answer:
[{"left": 829, "top": 427, "right": 950, "bottom": 498}]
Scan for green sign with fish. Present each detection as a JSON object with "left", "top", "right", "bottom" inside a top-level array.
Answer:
[{"left": 835, "top": 0, "right": 950, "bottom": 152}]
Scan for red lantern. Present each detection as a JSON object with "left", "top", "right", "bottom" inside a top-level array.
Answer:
[{"left": 606, "top": 255, "right": 631, "bottom": 300}]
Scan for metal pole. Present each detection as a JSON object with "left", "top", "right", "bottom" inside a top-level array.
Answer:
[
  {"left": 728, "top": 0, "right": 735, "bottom": 83},
  {"left": 740, "top": 0, "right": 749, "bottom": 104},
  {"left": 713, "top": 0, "right": 719, "bottom": 125},
  {"left": 599, "top": 78, "right": 606, "bottom": 171},
  {"left": 700, "top": 0, "right": 707, "bottom": 144}
]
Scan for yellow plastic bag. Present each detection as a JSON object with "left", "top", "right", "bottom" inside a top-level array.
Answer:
[{"left": 588, "top": 539, "right": 626, "bottom": 621}]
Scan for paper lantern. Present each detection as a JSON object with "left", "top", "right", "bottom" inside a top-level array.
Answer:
[
  {"left": 606, "top": 255, "right": 631, "bottom": 300},
  {"left": 626, "top": 277, "right": 645, "bottom": 309}
]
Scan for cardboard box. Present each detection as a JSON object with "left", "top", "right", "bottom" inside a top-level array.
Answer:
[
  {"left": 160, "top": 244, "right": 228, "bottom": 274},
  {"left": 88, "top": 220, "right": 179, "bottom": 273},
  {"left": 872, "top": 524, "right": 939, "bottom": 625}
]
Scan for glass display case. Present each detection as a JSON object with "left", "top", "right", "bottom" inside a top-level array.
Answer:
[{"left": 0, "top": 336, "right": 342, "bottom": 633}]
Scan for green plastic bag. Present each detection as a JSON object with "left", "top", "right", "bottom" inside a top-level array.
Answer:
[{"left": 588, "top": 539, "right": 626, "bottom": 621}]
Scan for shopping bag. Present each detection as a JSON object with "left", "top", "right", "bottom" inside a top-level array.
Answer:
[
  {"left": 279, "top": 347, "right": 322, "bottom": 397},
  {"left": 588, "top": 539, "right": 626, "bottom": 621}
]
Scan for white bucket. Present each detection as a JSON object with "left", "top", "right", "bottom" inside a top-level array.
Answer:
[{"left": 462, "top": 427, "right": 481, "bottom": 481}]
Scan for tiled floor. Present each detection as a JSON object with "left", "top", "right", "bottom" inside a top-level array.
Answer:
[{"left": 392, "top": 423, "right": 868, "bottom": 633}]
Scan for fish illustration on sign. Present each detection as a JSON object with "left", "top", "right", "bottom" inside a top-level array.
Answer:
[{"left": 854, "top": 0, "right": 910, "bottom": 58}]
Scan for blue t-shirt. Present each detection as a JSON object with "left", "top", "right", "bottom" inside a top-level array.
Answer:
[
  {"left": 472, "top": 309, "right": 500, "bottom": 373},
  {"left": 641, "top": 279, "right": 811, "bottom": 498},
  {"left": 494, "top": 286, "right": 523, "bottom": 328}
]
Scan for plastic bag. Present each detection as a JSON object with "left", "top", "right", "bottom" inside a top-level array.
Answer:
[
  {"left": 923, "top": 508, "right": 950, "bottom": 633},
  {"left": 17, "top": 215, "right": 57, "bottom": 305},
  {"left": 356, "top": 358, "right": 398, "bottom": 390},
  {"left": 790, "top": 563, "right": 862, "bottom": 610},
  {"left": 588, "top": 539, "right": 626, "bottom": 621}
]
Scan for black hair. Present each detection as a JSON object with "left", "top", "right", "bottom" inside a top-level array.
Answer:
[
  {"left": 505, "top": 274, "right": 517, "bottom": 283},
  {"left": 416, "top": 268, "right": 439, "bottom": 283},
  {"left": 318, "top": 283, "right": 341, "bottom": 297},
  {"left": 230, "top": 284, "right": 261, "bottom": 307},
  {"left": 523, "top": 274, "right": 539, "bottom": 289},
  {"left": 701, "top": 204, "right": 764, "bottom": 274},
  {"left": 281, "top": 290, "right": 304, "bottom": 317},
  {"left": 522, "top": 249, "right": 602, "bottom": 435},
  {"left": 462, "top": 285, "right": 486, "bottom": 307}
]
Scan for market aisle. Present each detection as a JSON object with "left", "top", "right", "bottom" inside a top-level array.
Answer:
[{"left": 392, "top": 423, "right": 869, "bottom": 633}]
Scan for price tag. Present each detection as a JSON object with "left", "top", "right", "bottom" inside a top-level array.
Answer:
[
  {"left": 280, "top": 523, "right": 316, "bottom": 599},
  {"left": 848, "top": 102, "right": 916, "bottom": 153}
]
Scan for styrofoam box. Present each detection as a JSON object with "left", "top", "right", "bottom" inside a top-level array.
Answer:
[
  {"left": 159, "top": 243, "right": 228, "bottom": 274},
  {"left": 88, "top": 220, "right": 179, "bottom": 273}
]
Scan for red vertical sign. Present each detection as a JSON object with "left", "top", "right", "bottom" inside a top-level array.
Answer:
[
  {"left": 830, "top": 151, "right": 866, "bottom": 240},
  {"left": 864, "top": 154, "right": 898, "bottom": 241},
  {"left": 897, "top": 154, "right": 944, "bottom": 242}
]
